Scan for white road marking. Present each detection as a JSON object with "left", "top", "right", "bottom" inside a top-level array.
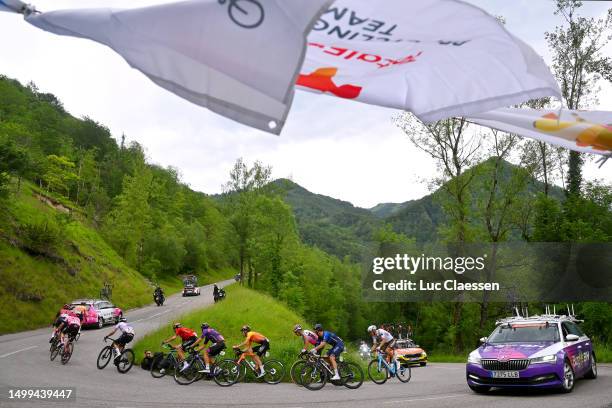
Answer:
[
  {"left": 383, "top": 394, "right": 464, "bottom": 404},
  {"left": 0, "top": 345, "right": 37, "bottom": 358}
]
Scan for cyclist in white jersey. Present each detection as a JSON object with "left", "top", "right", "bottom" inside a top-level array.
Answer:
[
  {"left": 105, "top": 317, "right": 135, "bottom": 353},
  {"left": 368, "top": 325, "right": 396, "bottom": 363}
]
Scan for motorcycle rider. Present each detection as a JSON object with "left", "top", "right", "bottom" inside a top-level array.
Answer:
[
  {"left": 213, "top": 285, "right": 220, "bottom": 302},
  {"left": 154, "top": 286, "right": 164, "bottom": 305}
]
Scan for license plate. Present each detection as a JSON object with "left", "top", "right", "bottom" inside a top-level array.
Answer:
[{"left": 491, "top": 371, "right": 519, "bottom": 378}]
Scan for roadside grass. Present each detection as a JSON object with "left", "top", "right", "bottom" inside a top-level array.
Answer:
[
  {"left": 133, "top": 285, "right": 369, "bottom": 380},
  {"left": 595, "top": 344, "right": 612, "bottom": 363}
]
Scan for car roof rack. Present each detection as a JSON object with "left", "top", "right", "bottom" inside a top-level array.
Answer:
[{"left": 496, "top": 304, "right": 583, "bottom": 325}]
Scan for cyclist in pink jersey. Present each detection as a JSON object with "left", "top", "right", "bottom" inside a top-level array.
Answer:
[
  {"left": 293, "top": 324, "right": 319, "bottom": 353},
  {"left": 59, "top": 313, "right": 81, "bottom": 343}
]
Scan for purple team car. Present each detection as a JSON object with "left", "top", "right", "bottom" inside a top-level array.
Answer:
[{"left": 466, "top": 312, "right": 597, "bottom": 393}]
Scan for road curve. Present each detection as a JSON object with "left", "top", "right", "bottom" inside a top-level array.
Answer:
[{"left": 1, "top": 280, "right": 610, "bottom": 408}]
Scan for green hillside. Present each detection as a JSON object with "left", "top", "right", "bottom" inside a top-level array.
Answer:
[{"left": 0, "top": 181, "right": 171, "bottom": 333}]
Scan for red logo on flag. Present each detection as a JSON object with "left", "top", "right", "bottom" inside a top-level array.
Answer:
[{"left": 297, "top": 67, "right": 362, "bottom": 99}]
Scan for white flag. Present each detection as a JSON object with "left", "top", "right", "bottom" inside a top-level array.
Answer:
[
  {"left": 468, "top": 108, "right": 612, "bottom": 156},
  {"left": 23, "top": 0, "right": 331, "bottom": 134},
  {"left": 301, "top": 0, "right": 561, "bottom": 123}
]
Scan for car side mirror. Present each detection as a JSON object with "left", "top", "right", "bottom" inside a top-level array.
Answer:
[
  {"left": 479, "top": 337, "right": 488, "bottom": 345},
  {"left": 565, "top": 334, "right": 579, "bottom": 342}
]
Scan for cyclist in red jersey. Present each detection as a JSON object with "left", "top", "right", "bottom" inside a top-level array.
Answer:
[{"left": 162, "top": 322, "right": 198, "bottom": 372}]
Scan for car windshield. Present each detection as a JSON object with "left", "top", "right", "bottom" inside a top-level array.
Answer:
[{"left": 488, "top": 323, "right": 560, "bottom": 344}]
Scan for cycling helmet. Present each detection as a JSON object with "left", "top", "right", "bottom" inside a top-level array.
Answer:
[
  {"left": 241, "top": 325, "right": 251, "bottom": 332},
  {"left": 293, "top": 324, "right": 302, "bottom": 332},
  {"left": 119, "top": 317, "right": 127, "bottom": 323},
  {"left": 63, "top": 304, "right": 71, "bottom": 310},
  {"left": 313, "top": 323, "right": 323, "bottom": 331},
  {"left": 201, "top": 323, "right": 210, "bottom": 330},
  {"left": 173, "top": 322, "right": 182, "bottom": 329},
  {"left": 367, "top": 325, "right": 377, "bottom": 333}
]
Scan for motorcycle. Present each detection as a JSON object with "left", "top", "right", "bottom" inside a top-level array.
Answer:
[
  {"left": 213, "top": 289, "right": 226, "bottom": 303},
  {"left": 154, "top": 293, "right": 165, "bottom": 306}
]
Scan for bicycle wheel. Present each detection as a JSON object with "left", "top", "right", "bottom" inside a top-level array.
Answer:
[
  {"left": 290, "top": 360, "right": 306, "bottom": 385},
  {"left": 367, "top": 359, "right": 388, "bottom": 384},
  {"left": 116, "top": 349, "right": 135, "bottom": 373},
  {"left": 341, "top": 361, "right": 364, "bottom": 389},
  {"left": 174, "top": 357, "right": 198, "bottom": 385},
  {"left": 263, "top": 359, "right": 285, "bottom": 384},
  {"left": 396, "top": 363, "right": 412, "bottom": 383},
  {"left": 50, "top": 344, "right": 61, "bottom": 361},
  {"left": 60, "top": 342, "right": 73, "bottom": 365},
  {"left": 213, "top": 359, "right": 240, "bottom": 387},
  {"left": 96, "top": 346, "right": 112, "bottom": 369},
  {"left": 151, "top": 356, "right": 170, "bottom": 378},
  {"left": 300, "top": 363, "right": 327, "bottom": 391}
]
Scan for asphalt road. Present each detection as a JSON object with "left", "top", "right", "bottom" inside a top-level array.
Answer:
[{"left": 1, "top": 280, "right": 610, "bottom": 408}]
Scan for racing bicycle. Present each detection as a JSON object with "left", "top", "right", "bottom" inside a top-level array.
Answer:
[
  {"left": 96, "top": 337, "right": 134, "bottom": 373},
  {"left": 367, "top": 351, "right": 411, "bottom": 384},
  {"left": 300, "top": 353, "right": 364, "bottom": 391},
  {"left": 50, "top": 333, "right": 74, "bottom": 365},
  {"left": 173, "top": 347, "right": 240, "bottom": 386},
  {"left": 232, "top": 348, "right": 285, "bottom": 384}
]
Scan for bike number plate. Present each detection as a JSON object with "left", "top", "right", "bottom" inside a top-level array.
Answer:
[{"left": 490, "top": 371, "right": 519, "bottom": 378}]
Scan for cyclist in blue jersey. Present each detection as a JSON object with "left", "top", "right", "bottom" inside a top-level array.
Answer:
[{"left": 311, "top": 323, "right": 344, "bottom": 380}]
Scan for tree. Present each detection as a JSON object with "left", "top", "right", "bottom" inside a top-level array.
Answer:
[
  {"left": 42, "top": 155, "right": 78, "bottom": 197},
  {"left": 103, "top": 164, "right": 153, "bottom": 268},
  {"left": 545, "top": 0, "right": 612, "bottom": 196},
  {"left": 223, "top": 158, "right": 273, "bottom": 286}
]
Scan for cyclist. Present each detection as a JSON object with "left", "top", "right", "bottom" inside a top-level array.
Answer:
[
  {"left": 59, "top": 312, "right": 81, "bottom": 344},
  {"left": 233, "top": 325, "right": 268, "bottom": 378},
  {"left": 368, "top": 325, "right": 396, "bottom": 363},
  {"left": 312, "top": 324, "right": 343, "bottom": 381},
  {"left": 162, "top": 323, "right": 198, "bottom": 372},
  {"left": 193, "top": 323, "right": 226, "bottom": 373},
  {"left": 105, "top": 317, "right": 135, "bottom": 365},
  {"left": 50, "top": 310, "right": 70, "bottom": 343},
  {"left": 293, "top": 324, "right": 319, "bottom": 353}
]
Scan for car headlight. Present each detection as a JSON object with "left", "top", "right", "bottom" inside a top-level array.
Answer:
[
  {"left": 530, "top": 354, "right": 557, "bottom": 364},
  {"left": 421, "top": 351, "right": 427, "bottom": 357},
  {"left": 467, "top": 353, "right": 481, "bottom": 364}
]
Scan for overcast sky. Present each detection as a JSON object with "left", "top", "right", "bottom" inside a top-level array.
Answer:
[{"left": 0, "top": 0, "right": 610, "bottom": 208}]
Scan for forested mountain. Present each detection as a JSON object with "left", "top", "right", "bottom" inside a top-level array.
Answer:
[
  {"left": 368, "top": 202, "right": 409, "bottom": 218},
  {"left": 273, "top": 179, "right": 381, "bottom": 261}
]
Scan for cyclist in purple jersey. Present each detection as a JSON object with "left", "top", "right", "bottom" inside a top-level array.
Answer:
[{"left": 193, "top": 323, "right": 226, "bottom": 373}]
